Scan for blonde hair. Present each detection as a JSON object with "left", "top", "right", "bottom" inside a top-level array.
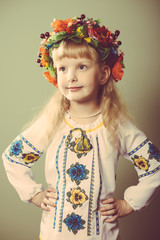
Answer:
[{"left": 28, "top": 40, "right": 133, "bottom": 149}]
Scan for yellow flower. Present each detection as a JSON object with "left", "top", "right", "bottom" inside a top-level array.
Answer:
[
  {"left": 76, "top": 27, "right": 81, "bottom": 33},
  {"left": 22, "top": 153, "right": 39, "bottom": 164},
  {"left": 134, "top": 156, "right": 149, "bottom": 171},
  {"left": 41, "top": 55, "right": 49, "bottom": 68},
  {"left": 76, "top": 27, "right": 85, "bottom": 38},
  {"left": 70, "top": 189, "right": 86, "bottom": 205},
  {"left": 84, "top": 37, "right": 91, "bottom": 43}
]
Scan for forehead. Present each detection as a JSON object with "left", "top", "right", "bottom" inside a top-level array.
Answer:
[
  {"left": 52, "top": 41, "right": 99, "bottom": 63},
  {"left": 54, "top": 56, "right": 94, "bottom": 66}
]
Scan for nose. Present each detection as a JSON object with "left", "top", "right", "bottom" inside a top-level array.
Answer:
[{"left": 67, "top": 69, "right": 78, "bottom": 83}]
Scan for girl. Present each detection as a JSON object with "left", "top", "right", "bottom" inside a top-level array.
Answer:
[{"left": 2, "top": 15, "right": 160, "bottom": 240}]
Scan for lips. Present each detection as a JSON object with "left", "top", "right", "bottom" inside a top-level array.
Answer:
[{"left": 67, "top": 86, "right": 82, "bottom": 91}]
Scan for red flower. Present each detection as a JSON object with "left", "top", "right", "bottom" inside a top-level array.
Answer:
[
  {"left": 112, "top": 56, "right": 124, "bottom": 81},
  {"left": 88, "top": 26, "right": 112, "bottom": 46},
  {"left": 43, "top": 71, "right": 58, "bottom": 88}
]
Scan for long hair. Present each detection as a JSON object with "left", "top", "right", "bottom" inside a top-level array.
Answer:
[{"left": 27, "top": 40, "right": 133, "bottom": 149}]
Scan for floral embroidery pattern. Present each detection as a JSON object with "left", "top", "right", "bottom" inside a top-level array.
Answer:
[
  {"left": 9, "top": 140, "right": 23, "bottom": 156},
  {"left": 65, "top": 128, "right": 93, "bottom": 158},
  {"left": 148, "top": 143, "right": 160, "bottom": 162},
  {"left": 67, "top": 162, "right": 89, "bottom": 185},
  {"left": 63, "top": 213, "right": 85, "bottom": 234},
  {"left": 22, "top": 152, "right": 40, "bottom": 164},
  {"left": 132, "top": 155, "right": 150, "bottom": 172},
  {"left": 66, "top": 187, "right": 88, "bottom": 209}
]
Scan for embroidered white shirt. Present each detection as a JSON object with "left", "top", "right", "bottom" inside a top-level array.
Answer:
[{"left": 2, "top": 114, "right": 160, "bottom": 240}]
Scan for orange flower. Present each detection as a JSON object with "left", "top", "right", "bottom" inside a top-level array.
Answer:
[
  {"left": 40, "top": 46, "right": 49, "bottom": 56},
  {"left": 52, "top": 18, "right": 73, "bottom": 33},
  {"left": 112, "top": 56, "right": 124, "bottom": 81},
  {"left": 43, "top": 71, "right": 58, "bottom": 88}
]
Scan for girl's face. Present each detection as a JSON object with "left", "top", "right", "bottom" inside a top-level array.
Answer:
[{"left": 54, "top": 57, "right": 102, "bottom": 105}]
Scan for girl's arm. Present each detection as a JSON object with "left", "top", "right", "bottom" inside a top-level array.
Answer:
[
  {"left": 30, "top": 186, "right": 58, "bottom": 211},
  {"left": 99, "top": 198, "right": 134, "bottom": 223},
  {"left": 99, "top": 120, "right": 160, "bottom": 222},
  {"left": 2, "top": 133, "right": 44, "bottom": 203}
]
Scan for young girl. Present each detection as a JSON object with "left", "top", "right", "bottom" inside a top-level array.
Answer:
[{"left": 3, "top": 14, "right": 160, "bottom": 240}]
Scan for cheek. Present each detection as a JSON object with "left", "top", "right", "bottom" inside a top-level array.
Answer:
[{"left": 57, "top": 74, "right": 65, "bottom": 87}]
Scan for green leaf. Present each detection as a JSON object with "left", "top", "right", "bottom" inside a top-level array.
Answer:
[
  {"left": 90, "top": 39, "right": 99, "bottom": 47},
  {"left": 120, "top": 60, "right": 125, "bottom": 69},
  {"left": 50, "top": 31, "right": 69, "bottom": 42},
  {"left": 70, "top": 142, "right": 75, "bottom": 147},
  {"left": 80, "top": 23, "right": 88, "bottom": 37},
  {"left": 73, "top": 204, "right": 78, "bottom": 210},
  {"left": 75, "top": 180, "right": 81, "bottom": 185},
  {"left": 48, "top": 63, "right": 56, "bottom": 78},
  {"left": 73, "top": 229, "right": 78, "bottom": 235},
  {"left": 77, "top": 153, "right": 83, "bottom": 158},
  {"left": 69, "top": 36, "right": 82, "bottom": 44},
  {"left": 52, "top": 42, "right": 61, "bottom": 48},
  {"left": 67, "top": 192, "right": 71, "bottom": 197}
]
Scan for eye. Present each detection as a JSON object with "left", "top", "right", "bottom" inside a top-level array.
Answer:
[
  {"left": 59, "top": 66, "right": 66, "bottom": 72},
  {"left": 78, "top": 65, "right": 87, "bottom": 71}
]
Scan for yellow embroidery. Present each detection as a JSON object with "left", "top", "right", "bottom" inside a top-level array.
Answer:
[{"left": 64, "top": 118, "right": 103, "bottom": 132}]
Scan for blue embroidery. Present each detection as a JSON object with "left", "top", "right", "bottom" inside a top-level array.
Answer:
[
  {"left": 20, "top": 134, "right": 42, "bottom": 154},
  {"left": 58, "top": 147, "right": 68, "bottom": 232},
  {"left": 53, "top": 135, "right": 66, "bottom": 229},
  {"left": 63, "top": 212, "right": 85, "bottom": 234},
  {"left": 148, "top": 143, "right": 160, "bottom": 162},
  {"left": 96, "top": 136, "right": 101, "bottom": 236},
  {"left": 139, "top": 165, "right": 160, "bottom": 179},
  {"left": 9, "top": 140, "right": 23, "bottom": 156},
  {"left": 67, "top": 163, "right": 89, "bottom": 185},
  {"left": 4, "top": 153, "right": 31, "bottom": 168},
  {"left": 128, "top": 138, "right": 149, "bottom": 156},
  {"left": 87, "top": 148, "right": 95, "bottom": 236},
  {"left": 96, "top": 210, "right": 100, "bottom": 235}
]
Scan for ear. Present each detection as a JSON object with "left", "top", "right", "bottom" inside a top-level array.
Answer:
[{"left": 99, "top": 65, "right": 111, "bottom": 85}]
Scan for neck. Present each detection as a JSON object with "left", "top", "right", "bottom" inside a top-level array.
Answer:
[{"left": 69, "top": 101, "right": 100, "bottom": 116}]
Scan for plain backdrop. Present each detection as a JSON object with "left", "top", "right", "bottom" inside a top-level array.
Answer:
[{"left": 0, "top": 0, "right": 160, "bottom": 239}]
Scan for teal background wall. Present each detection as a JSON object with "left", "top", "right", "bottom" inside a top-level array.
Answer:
[{"left": 0, "top": 0, "right": 160, "bottom": 239}]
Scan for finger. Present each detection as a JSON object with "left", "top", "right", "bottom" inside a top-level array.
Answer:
[
  {"left": 99, "top": 203, "right": 116, "bottom": 212},
  {"left": 102, "top": 198, "right": 115, "bottom": 205},
  {"left": 100, "top": 208, "right": 118, "bottom": 216},
  {"left": 46, "top": 191, "right": 58, "bottom": 200},
  {"left": 43, "top": 197, "right": 56, "bottom": 208},
  {"left": 47, "top": 187, "right": 57, "bottom": 193},
  {"left": 41, "top": 202, "right": 50, "bottom": 211},
  {"left": 105, "top": 214, "right": 118, "bottom": 223}
]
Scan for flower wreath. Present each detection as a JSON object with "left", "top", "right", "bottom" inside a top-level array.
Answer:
[{"left": 37, "top": 14, "right": 125, "bottom": 88}]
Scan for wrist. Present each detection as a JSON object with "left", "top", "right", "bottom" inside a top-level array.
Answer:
[
  {"left": 123, "top": 199, "right": 134, "bottom": 215},
  {"left": 30, "top": 191, "right": 44, "bottom": 208}
]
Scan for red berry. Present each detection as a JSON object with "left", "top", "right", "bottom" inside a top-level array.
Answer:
[
  {"left": 40, "top": 33, "right": 45, "bottom": 39},
  {"left": 115, "top": 30, "right": 120, "bottom": 36},
  {"left": 38, "top": 53, "right": 42, "bottom": 58},
  {"left": 118, "top": 41, "right": 122, "bottom": 45},
  {"left": 81, "top": 14, "right": 85, "bottom": 19},
  {"left": 40, "top": 63, "right": 43, "bottom": 67},
  {"left": 37, "top": 59, "right": 41, "bottom": 63},
  {"left": 45, "top": 32, "right": 50, "bottom": 38}
]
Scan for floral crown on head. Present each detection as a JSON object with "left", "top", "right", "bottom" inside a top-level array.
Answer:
[{"left": 37, "top": 14, "right": 125, "bottom": 87}]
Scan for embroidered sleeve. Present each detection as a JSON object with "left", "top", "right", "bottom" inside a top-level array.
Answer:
[
  {"left": 2, "top": 134, "right": 44, "bottom": 203},
  {"left": 3, "top": 134, "right": 43, "bottom": 168},
  {"left": 127, "top": 139, "right": 160, "bottom": 180},
  {"left": 120, "top": 121, "right": 160, "bottom": 181},
  {"left": 120, "top": 121, "right": 160, "bottom": 210}
]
